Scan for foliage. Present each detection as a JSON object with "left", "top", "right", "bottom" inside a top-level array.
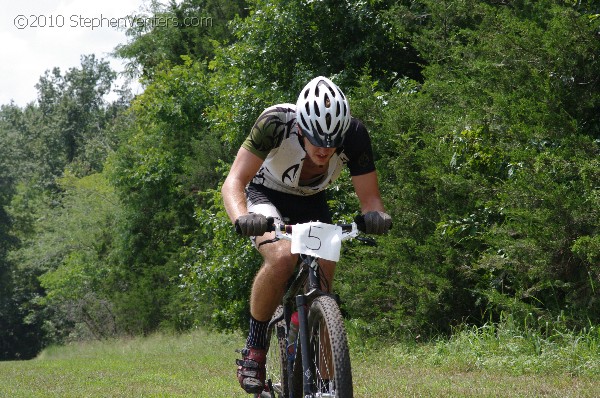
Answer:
[
  {"left": 115, "top": 0, "right": 249, "bottom": 79},
  {"left": 0, "top": 127, "right": 33, "bottom": 359},
  {"left": 0, "top": 56, "right": 128, "bottom": 357},
  {"left": 105, "top": 58, "right": 222, "bottom": 334},
  {"left": 179, "top": 183, "right": 262, "bottom": 331},
  {"left": 1, "top": 0, "right": 600, "bottom": 358},
  {"left": 33, "top": 173, "right": 123, "bottom": 341}
]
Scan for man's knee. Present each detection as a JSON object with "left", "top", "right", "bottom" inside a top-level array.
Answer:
[
  {"left": 266, "top": 252, "right": 296, "bottom": 274},
  {"left": 261, "top": 244, "right": 297, "bottom": 276}
]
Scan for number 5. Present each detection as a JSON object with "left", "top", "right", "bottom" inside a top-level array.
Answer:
[{"left": 306, "top": 225, "right": 322, "bottom": 251}]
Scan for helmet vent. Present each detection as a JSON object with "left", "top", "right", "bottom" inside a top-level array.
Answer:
[
  {"left": 313, "top": 120, "right": 323, "bottom": 135},
  {"left": 333, "top": 120, "right": 340, "bottom": 133},
  {"left": 300, "top": 113, "right": 308, "bottom": 129}
]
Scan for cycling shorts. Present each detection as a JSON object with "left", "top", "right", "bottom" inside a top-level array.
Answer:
[{"left": 246, "top": 182, "right": 333, "bottom": 227}]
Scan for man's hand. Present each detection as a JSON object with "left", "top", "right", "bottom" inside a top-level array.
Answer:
[
  {"left": 235, "top": 213, "right": 269, "bottom": 236},
  {"left": 363, "top": 211, "right": 392, "bottom": 235}
]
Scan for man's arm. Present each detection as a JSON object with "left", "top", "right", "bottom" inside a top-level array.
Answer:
[
  {"left": 352, "top": 171, "right": 392, "bottom": 235},
  {"left": 221, "top": 147, "right": 264, "bottom": 224},
  {"left": 351, "top": 171, "right": 386, "bottom": 213}
]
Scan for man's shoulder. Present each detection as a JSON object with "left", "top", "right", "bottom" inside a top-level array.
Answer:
[
  {"left": 258, "top": 103, "right": 297, "bottom": 121},
  {"left": 344, "top": 117, "right": 369, "bottom": 143},
  {"left": 254, "top": 103, "right": 298, "bottom": 140},
  {"left": 242, "top": 103, "right": 298, "bottom": 159}
]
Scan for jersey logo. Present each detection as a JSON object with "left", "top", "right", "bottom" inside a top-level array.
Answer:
[{"left": 282, "top": 164, "right": 300, "bottom": 184}]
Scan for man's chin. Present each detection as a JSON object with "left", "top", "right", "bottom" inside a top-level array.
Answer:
[{"left": 315, "top": 156, "right": 331, "bottom": 166}]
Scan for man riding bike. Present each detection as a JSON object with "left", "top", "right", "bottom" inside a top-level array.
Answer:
[{"left": 221, "top": 76, "right": 392, "bottom": 394}]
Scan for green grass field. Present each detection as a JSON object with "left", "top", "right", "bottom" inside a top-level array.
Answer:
[{"left": 1, "top": 326, "right": 599, "bottom": 397}]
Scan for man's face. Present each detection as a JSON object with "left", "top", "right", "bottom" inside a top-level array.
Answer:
[{"left": 303, "top": 136, "right": 337, "bottom": 166}]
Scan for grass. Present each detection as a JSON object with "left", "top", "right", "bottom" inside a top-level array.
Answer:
[
  {"left": 1, "top": 321, "right": 599, "bottom": 397},
  {"left": 351, "top": 315, "right": 600, "bottom": 397},
  {"left": 0, "top": 330, "right": 246, "bottom": 397}
]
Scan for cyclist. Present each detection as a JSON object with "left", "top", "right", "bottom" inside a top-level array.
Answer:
[{"left": 221, "top": 76, "right": 392, "bottom": 394}]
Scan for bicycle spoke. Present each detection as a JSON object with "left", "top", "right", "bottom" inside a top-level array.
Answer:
[
  {"left": 305, "top": 296, "right": 352, "bottom": 397},
  {"left": 312, "top": 322, "right": 334, "bottom": 393}
]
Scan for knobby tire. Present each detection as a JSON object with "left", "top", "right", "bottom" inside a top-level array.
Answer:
[
  {"left": 293, "top": 295, "right": 353, "bottom": 397},
  {"left": 263, "top": 306, "right": 288, "bottom": 398}
]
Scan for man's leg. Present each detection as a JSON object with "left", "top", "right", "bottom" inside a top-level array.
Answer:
[
  {"left": 237, "top": 234, "right": 298, "bottom": 394},
  {"left": 317, "top": 259, "right": 336, "bottom": 292},
  {"left": 252, "top": 235, "right": 298, "bottom": 320}
]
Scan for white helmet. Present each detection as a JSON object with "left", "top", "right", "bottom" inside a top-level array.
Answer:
[{"left": 296, "top": 76, "right": 351, "bottom": 148}]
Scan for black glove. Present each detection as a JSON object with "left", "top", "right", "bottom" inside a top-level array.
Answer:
[
  {"left": 235, "top": 213, "right": 269, "bottom": 236},
  {"left": 362, "top": 211, "right": 392, "bottom": 235}
]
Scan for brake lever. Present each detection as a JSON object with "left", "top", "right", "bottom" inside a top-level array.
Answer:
[{"left": 356, "top": 236, "right": 377, "bottom": 247}]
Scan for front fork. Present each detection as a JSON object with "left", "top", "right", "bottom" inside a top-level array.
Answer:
[
  {"left": 291, "top": 257, "right": 328, "bottom": 397},
  {"left": 296, "top": 294, "right": 311, "bottom": 397},
  {"left": 288, "top": 257, "right": 340, "bottom": 398}
]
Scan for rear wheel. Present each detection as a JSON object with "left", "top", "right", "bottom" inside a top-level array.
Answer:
[
  {"left": 294, "top": 295, "right": 353, "bottom": 397},
  {"left": 263, "top": 306, "right": 288, "bottom": 398}
]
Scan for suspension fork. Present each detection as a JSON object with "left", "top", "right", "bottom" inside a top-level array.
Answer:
[
  {"left": 294, "top": 256, "right": 321, "bottom": 396},
  {"left": 295, "top": 293, "right": 311, "bottom": 396}
]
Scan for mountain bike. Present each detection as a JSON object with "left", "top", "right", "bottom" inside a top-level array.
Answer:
[{"left": 259, "top": 219, "right": 374, "bottom": 398}]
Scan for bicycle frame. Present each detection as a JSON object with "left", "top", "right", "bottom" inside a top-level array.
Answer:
[
  {"left": 288, "top": 254, "right": 330, "bottom": 396},
  {"left": 267, "top": 222, "right": 364, "bottom": 397}
]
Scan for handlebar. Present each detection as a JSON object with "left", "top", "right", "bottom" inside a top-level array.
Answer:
[
  {"left": 266, "top": 215, "right": 367, "bottom": 233},
  {"left": 266, "top": 216, "right": 377, "bottom": 246},
  {"left": 267, "top": 221, "right": 356, "bottom": 234}
]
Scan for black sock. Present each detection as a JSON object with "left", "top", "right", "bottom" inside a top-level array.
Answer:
[{"left": 246, "top": 315, "right": 269, "bottom": 349}]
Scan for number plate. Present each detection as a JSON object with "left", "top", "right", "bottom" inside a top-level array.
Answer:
[{"left": 290, "top": 222, "right": 342, "bottom": 261}]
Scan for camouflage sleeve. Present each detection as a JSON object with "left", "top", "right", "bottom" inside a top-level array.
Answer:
[{"left": 241, "top": 104, "right": 295, "bottom": 160}]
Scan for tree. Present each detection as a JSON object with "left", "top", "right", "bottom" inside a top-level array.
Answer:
[
  {"left": 0, "top": 56, "right": 130, "bottom": 355},
  {"left": 106, "top": 59, "right": 222, "bottom": 333},
  {"left": 26, "top": 173, "right": 124, "bottom": 342},
  {"left": 3, "top": 0, "right": 600, "bottom": 347},
  {"left": 115, "top": 0, "right": 249, "bottom": 79},
  {"left": 365, "top": 0, "right": 600, "bottom": 332},
  {"left": 36, "top": 54, "right": 121, "bottom": 175}
]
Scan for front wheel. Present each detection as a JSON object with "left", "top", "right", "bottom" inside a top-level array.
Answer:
[
  {"left": 296, "top": 295, "right": 353, "bottom": 397},
  {"left": 263, "top": 306, "right": 288, "bottom": 398}
]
